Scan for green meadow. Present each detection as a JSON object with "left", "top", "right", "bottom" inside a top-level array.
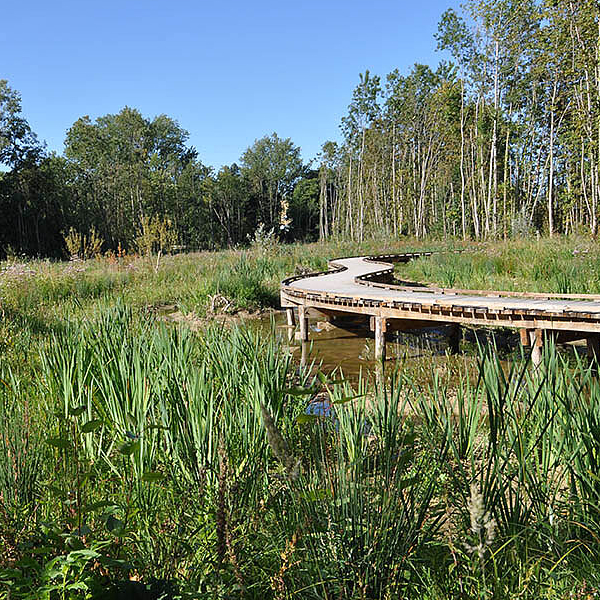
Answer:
[{"left": 397, "top": 238, "right": 600, "bottom": 295}]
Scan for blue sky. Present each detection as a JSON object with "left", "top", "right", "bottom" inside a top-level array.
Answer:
[{"left": 4, "top": 0, "right": 455, "bottom": 168}]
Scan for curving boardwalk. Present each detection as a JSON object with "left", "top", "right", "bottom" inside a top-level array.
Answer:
[{"left": 280, "top": 253, "right": 600, "bottom": 364}]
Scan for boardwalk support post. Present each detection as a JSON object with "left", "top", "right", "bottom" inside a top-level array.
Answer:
[
  {"left": 587, "top": 334, "right": 600, "bottom": 371},
  {"left": 298, "top": 306, "right": 309, "bottom": 342},
  {"left": 448, "top": 324, "right": 461, "bottom": 355},
  {"left": 519, "top": 328, "right": 529, "bottom": 348},
  {"left": 286, "top": 308, "right": 296, "bottom": 328},
  {"left": 286, "top": 308, "right": 296, "bottom": 341},
  {"left": 374, "top": 316, "right": 386, "bottom": 362},
  {"left": 529, "top": 329, "right": 543, "bottom": 368},
  {"left": 300, "top": 341, "right": 309, "bottom": 368}
]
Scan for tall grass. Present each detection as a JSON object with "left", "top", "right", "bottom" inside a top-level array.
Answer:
[
  {"left": 4, "top": 237, "right": 600, "bottom": 597},
  {"left": 0, "top": 368, "right": 44, "bottom": 512},
  {"left": 398, "top": 238, "right": 600, "bottom": 294},
  {"left": 1, "top": 305, "right": 599, "bottom": 597},
  {"left": 287, "top": 374, "right": 446, "bottom": 598},
  {"left": 411, "top": 343, "right": 600, "bottom": 597}
]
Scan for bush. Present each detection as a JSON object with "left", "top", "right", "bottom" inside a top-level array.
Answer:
[{"left": 63, "top": 227, "right": 104, "bottom": 260}]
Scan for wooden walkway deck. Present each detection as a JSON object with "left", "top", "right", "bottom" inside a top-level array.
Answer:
[{"left": 280, "top": 252, "right": 600, "bottom": 365}]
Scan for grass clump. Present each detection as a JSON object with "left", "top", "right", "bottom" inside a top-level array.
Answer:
[{"left": 207, "top": 254, "right": 279, "bottom": 310}]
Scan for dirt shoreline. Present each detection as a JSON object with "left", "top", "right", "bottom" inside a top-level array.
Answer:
[{"left": 158, "top": 306, "right": 281, "bottom": 331}]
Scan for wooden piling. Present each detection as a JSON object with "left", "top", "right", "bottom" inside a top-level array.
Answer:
[
  {"left": 448, "top": 324, "right": 461, "bottom": 355},
  {"left": 519, "top": 328, "right": 529, "bottom": 347},
  {"left": 529, "top": 329, "right": 543, "bottom": 368},
  {"left": 374, "top": 316, "right": 386, "bottom": 361},
  {"left": 286, "top": 307, "right": 296, "bottom": 328},
  {"left": 298, "top": 306, "right": 309, "bottom": 342},
  {"left": 286, "top": 308, "right": 296, "bottom": 341},
  {"left": 300, "top": 341, "right": 309, "bottom": 368},
  {"left": 587, "top": 333, "right": 600, "bottom": 368}
]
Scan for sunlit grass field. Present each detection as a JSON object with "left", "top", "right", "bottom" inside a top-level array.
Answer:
[
  {"left": 397, "top": 238, "right": 600, "bottom": 294},
  {"left": 2, "top": 237, "right": 600, "bottom": 599},
  {"left": 0, "top": 238, "right": 440, "bottom": 370}
]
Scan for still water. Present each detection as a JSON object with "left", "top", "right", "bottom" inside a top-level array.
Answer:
[{"left": 249, "top": 311, "right": 509, "bottom": 381}]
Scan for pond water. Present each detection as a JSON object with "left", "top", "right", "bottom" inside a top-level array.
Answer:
[
  {"left": 250, "top": 310, "right": 523, "bottom": 382},
  {"left": 243, "top": 310, "right": 590, "bottom": 420}
]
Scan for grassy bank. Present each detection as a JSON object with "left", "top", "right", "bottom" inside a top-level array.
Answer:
[
  {"left": 0, "top": 238, "right": 445, "bottom": 372},
  {"left": 396, "top": 238, "right": 600, "bottom": 294},
  {"left": 2, "top": 238, "right": 600, "bottom": 598}
]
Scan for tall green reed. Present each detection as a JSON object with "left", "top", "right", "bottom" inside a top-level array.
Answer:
[
  {"left": 411, "top": 339, "right": 600, "bottom": 597},
  {"left": 285, "top": 371, "right": 446, "bottom": 599}
]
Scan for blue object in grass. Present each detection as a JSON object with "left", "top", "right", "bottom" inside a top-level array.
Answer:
[
  {"left": 305, "top": 398, "right": 339, "bottom": 429},
  {"left": 305, "top": 399, "right": 332, "bottom": 417}
]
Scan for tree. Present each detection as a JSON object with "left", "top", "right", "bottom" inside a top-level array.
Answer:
[
  {"left": 0, "top": 80, "right": 41, "bottom": 168},
  {"left": 341, "top": 71, "right": 382, "bottom": 241},
  {"left": 203, "top": 164, "right": 250, "bottom": 246},
  {"left": 289, "top": 172, "right": 319, "bottom": 241},
  {"left": 317, "top": 141, "right": 340, "bottom": 240},
  {"left": 0, "top": 80, "right": 66, "bottom": 257},
  {"left": 240, "top": 133, "right": 305, "bottom": 233},
  {"left": 64, "top": 107, "right": 203, "bottom": 249}
]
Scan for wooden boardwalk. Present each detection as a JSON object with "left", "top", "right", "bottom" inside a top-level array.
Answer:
[{"left": 280, "top": 252, "right": 600, "bottom": 365}]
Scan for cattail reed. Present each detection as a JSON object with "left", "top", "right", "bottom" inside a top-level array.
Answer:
[
  {"left": 466, "top": 483, "right": 496, "bottom": 560},
  {"left": 216, "top": 437, "right": 228, "bottom": 565},
  {"left": 260, "top": 402, "right": 299, "bottom": 481}
]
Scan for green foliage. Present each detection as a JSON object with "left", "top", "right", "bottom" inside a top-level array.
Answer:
[
  {"left": 247, "top": 222, "right": 278, "bottom": 252},
  {"left": 4, "top": 301, "right": 600, "bottom": 597},
  {"left": 208, "top": 253, "right": 278, "bottom": 309},
  {"left": 0, "top": 79, "right": 40, "bottom": 167},
  {"left": 4, "top": 242, "right": 600, "bottom": 597},
  {"left": 63, "top": 107, "right": 203, "bottom": 250},
  {"left": 397, "top": 240, "right": 600, "bottom": 295},
  {"left": 63, "top": 227, "right": 104, "bottom": 260},
  {"left": 289, "top": 175, "right": 319, "bottom": 240},
  {"left": 241, "top": 132, "right": 306, "bottom": 233},
  {"left": 320, "top": 0, "right": 600, "bottom": 241},
  {"left": 203, "top": 163, "right": 251, "bottom": 247},
  {"left": 288, "top": 376, "right": 445, "bottom": 598},
  {"left": 134, "top": 215, "right": 178, "bottom": 256},
  {"left": 0, "top": 373, "right": 45, "bottom": 512}
]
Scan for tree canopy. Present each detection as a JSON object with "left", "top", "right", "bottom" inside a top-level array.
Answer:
[
  {"left": 1, "top": 0, "right": 599, "bottom": 257},
  {"left": 317, "top": 0, "right": 600, "bottom": 241}
]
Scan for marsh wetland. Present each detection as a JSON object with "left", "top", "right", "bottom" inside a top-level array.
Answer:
[{"left": 2, "top": 241, "right": 600, "bottom": 599}]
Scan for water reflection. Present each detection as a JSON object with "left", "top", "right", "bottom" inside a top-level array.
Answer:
[
  {"left": 247, "top": 310, "right": 588, "bottom": 388},
  {"left": 252, "top": 311, "right": 478, "bottom": 381}
]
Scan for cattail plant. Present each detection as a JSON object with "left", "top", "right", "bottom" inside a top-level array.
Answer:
[
  {"left": 260, "top": 402, "right": 300, "bottom": 481},
  {"left": 466, "top": 483, "right": 496, "bottom": 561}
]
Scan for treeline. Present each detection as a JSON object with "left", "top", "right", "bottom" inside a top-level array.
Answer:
[
  {"left": 0, "top": 88, "right": 319, "bottom": 257},
  {"left": 1, "top": 0, "right": 599, "bottom": 257},
  {"left": 318, "top": 0, "right": 599, "bottom": 240}
]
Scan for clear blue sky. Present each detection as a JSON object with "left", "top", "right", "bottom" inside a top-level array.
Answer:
[{"left": 4, "top": 0, "right": 455, "bottom": 169}]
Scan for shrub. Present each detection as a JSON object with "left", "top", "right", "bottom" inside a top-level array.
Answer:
[
  {"left": 134, "top": 215, "right": 178, "bottom": 256},
  {"left": 63, "top": 227, "right": 104, "bottom": 259}
]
